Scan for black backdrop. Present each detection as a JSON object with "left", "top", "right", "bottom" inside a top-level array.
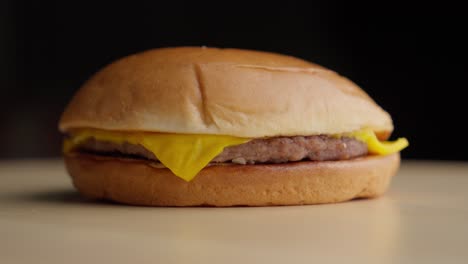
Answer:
[{"left": 1, "top": 1, "right": 467, "bottom": 160}]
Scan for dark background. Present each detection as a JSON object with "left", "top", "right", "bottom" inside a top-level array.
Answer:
[{"left": 1, "top": 1, "right": 466, "bottom": 160}]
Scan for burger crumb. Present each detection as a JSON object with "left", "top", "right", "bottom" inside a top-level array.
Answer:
[{"left": 231, "top": 157, "right": 247, "bottom": 165}]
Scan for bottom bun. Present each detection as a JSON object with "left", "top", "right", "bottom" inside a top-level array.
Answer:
[{"left": 64, "top": 153, "right": 400, "bottom": 206}]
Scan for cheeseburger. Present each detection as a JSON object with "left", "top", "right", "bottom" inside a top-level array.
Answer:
[{"left": 59, "top": 47, "right": 408, "bottom": 206}]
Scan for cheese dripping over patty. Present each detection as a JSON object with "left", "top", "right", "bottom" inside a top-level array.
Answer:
[{"left": 64, "top": 129, "right": 408, "bottom": 181}]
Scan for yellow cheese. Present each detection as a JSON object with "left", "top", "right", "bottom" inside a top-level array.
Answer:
[
  {"left": 64, "top": 129, "right": 250, "bottom": 181},
  {"left": 64, "top": 128, "right": 408, "bottom": 182},
  {"left": 345, "top": 129, "right": 409, "bottom": 155}
]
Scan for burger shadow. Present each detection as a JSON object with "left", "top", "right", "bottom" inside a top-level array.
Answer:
[
  {"left": 10, "top": 188, "right": 121, "bottom": 207},
  {"left": 9, "top": 188, "right": 378, "bottom": 208}
]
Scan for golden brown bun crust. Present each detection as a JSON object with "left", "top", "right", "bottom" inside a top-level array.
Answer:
[
  {"left": 64, "top": 153, "right": 400, "bottom": 206},
  {"left": 59, "top": 47, "right": 393, "bottom": 137}
]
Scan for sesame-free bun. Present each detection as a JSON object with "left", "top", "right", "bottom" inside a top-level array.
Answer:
[
  {"left": 59, "top": 47, "right": 393, "bottom": 137},
  {"left": 64, "top": 153, "right": 399, "bottom": 206}
]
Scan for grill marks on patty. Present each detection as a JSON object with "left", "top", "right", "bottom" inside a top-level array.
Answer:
[{"left": 76, "top": 135, "right": 368, "bottom": 164}]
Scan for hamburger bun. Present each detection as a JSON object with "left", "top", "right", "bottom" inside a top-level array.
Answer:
[
  {"left": 65, "top": 153, "right": 400, "bottom": 206},
  {"left": 59, "top": 47, "right": 393, "bottom": 137}
]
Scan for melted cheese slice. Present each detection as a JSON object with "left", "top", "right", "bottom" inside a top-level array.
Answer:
[
  {"left": 64, "top": 129, "right": 250, "bottom": 181},
  {"left": 346, "top": 129, "right": 409, "bottom": 155},
  {"left": 64, "top": 129, "right": 408, "bottom": 182}
]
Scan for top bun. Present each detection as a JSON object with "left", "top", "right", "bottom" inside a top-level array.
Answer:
[{"left": 59, "top": 47, "right": 393, "bottom": 137}]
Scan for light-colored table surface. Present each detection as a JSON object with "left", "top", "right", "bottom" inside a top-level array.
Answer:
[{"left": 1, "top": 159, "right": 467, "bottom": 263}]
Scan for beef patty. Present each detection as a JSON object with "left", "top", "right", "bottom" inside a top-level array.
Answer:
[{"left": 76, "top": 135, "right": 368, "bottom": 164}]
